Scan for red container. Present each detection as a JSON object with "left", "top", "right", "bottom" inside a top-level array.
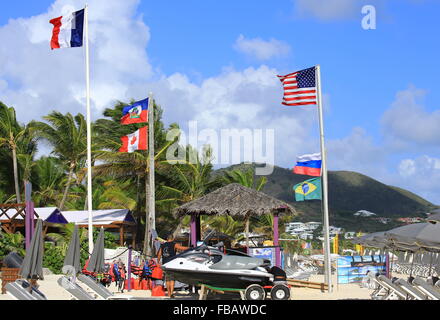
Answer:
[
  {"left": 151, "top": 285, "right": 165, "bottom": 297},
  {"left": 124, "top": 278, "right": 136, "bottom": 290},
  {"left": 140, "top": 279, "right": 148, "bottom": 290},
  {"left": 151, "top": 267, "right": 163, "bottom": 280}
]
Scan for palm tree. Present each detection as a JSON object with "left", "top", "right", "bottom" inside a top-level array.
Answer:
[
  {"left": 94, "top": 179, "right": 137, "bottom": 210},
  {"left": 204, "top": 215, "right": 244, "bottom": 241},
  {"left": 222, "top": 167, "right": 267, "bottom": 191},
  {"left": 0, "top": 103, "right": 27, "bottom": 202},
  {"left": 0, "top": 190, "right": 12, "bottom": 203},
  {"left": 93, "top": 101, "right": 178, "bottom": 255},
  {"left": 46, "top": 223, "right": 88, "bottom": 256},
  {"left": 31, "top": 112, "right": 87, "bottom": 209},
  {"left": 157, "top": 146, "right": 221, "bottom": 237},
  {"left": 32, "top": 157, "right": 65, "bottom": 207},
  {"left": 16, "top": 125, "right": 38, "bottom": 184},
  {"left": 222, "top": 167, "right": 267, "bottom": 248},
  {"left": 0, "top": 146, "right": 13, "bottom": 195},
  {"left": 0, "top": 232, "right": 26, "bottom": 257}
]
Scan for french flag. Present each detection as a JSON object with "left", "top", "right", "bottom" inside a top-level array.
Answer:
[
  {"left": 293, "top": 153, "right": 322, "bottom": 177},
  {"left": 119, "top": 127, "right": 148, "bottom": 153},
  {"left": 49, "top": 9, "right": 84, "bottom": 50}
]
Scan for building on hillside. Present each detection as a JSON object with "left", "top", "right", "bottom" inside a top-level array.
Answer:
[
  {"left": 373, "top": 217, "right": 391, "bottom": 224},
  {"left": 285, "top": 222, "right": 305, "bottom": 232},
  {"left": 354, "top": 210, "right": 377, "bottom": 217},
  {"left": 304, "top": 222, "right": 321, "bottom": 230},
  {"left": 396, "top": 217, "right": 424, "bottom": 224},
  {"left": 344, "top": 232, "right": 356, "bottom": 239},
  {"left": 329, "top": 226, "right": 343, "bottom": 235},
  {"left": 299, "top": 233, "right": 314, "bottom": 240}
]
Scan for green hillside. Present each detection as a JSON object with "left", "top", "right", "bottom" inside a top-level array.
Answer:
[{"left": 215, "top": 163, "right": 438, "bottom": 232}]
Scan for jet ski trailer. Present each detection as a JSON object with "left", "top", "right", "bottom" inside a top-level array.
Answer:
[{"left": 162, "top": 235, "right": 290, "bottom": 300}]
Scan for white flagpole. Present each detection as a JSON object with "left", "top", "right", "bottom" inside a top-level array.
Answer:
[
  {"left": 84, "top": 4, "right": 94, "bottom": 254},
  {"left": 148, "top": 92, "right": 156, "bottom": 232},
  {"left": 316, "top": 64, "right": 332, "bottom": 293},
  {"left": 144, "top": 92, "right": 155, "bottom": 257}
]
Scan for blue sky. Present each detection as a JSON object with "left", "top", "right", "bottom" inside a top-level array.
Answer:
[{"left": 1, "top": 0, "right": 440, "bottom": 204}]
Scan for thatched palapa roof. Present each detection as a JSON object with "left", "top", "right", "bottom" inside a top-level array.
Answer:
[{"left": 174, "top": 183, "right": 296, "bottom": 218}]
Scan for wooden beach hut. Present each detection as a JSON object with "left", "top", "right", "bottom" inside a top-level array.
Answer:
[
  {"left": 61, "top": 209, "right": 137, "bottom": 247},
  {"left": 174, "top": 183, "right": 296, "bottom": 267}
]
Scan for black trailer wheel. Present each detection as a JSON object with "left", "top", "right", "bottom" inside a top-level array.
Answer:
[
  {"left": 244, "top": 284, "right": 266, "bottom": 300},
  {"left": 270, "top": 284, "right": 290, "bottom": 300}
]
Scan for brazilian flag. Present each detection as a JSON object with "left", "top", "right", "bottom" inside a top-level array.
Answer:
[{"left": 294, "top": 177, "right": 322, "bottom": 201}]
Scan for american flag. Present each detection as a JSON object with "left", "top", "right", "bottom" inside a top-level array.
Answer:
[{"left": 277, "top": 66, "right": 317, "bottom": 106}]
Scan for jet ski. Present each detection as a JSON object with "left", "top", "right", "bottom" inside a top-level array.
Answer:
[{"left": 162, "top": 232, "right": 286, "bottom": 291}]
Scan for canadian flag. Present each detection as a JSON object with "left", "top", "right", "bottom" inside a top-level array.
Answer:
[{"left": 119, "top": 127, "right": 148, "bottom": 153}]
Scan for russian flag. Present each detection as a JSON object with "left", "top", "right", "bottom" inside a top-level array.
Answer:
[
  {"left": 119, "top": 127, "right": 148, "bottom": 153},
  {"left": 49, "top": 9, "right": 84, "bottom": 50},
  {"left": 121, "top": 98, "right": 149, "bottom": 125},
  {"left": 293, "top": 153, "right": 322, "bottom": 177}
]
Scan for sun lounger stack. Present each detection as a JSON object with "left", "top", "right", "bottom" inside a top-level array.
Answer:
[
  {"left": 77, "top": 274, "right": 140, "bottom": 300},
  {"left": 283, "top": 255, "right": 315, "bottom": 281},
  {"left": 369, "top": 273, "right": 440, "bottom": 300},
  {"left": 411, "top": 277, "right": 440, "bottom": 300},
  {"left": 392, "top": 252, "right": 439, "bottom": 278},
  {"left": 393, "top": 278, "right": 425, "bottom": 300},
  {"left": 57, "top": 276, "right": 96, "bottom": 300},
  {"left": 5, "top": 279, "right": 47, "bottom": 301},
  {"left": 58, "top": 274, "right": 165, "bottom": 300}
]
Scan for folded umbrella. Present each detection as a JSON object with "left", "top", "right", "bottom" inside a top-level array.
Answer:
[
  {"left": 19, "top": 219, "right": 44, "bottom": 280},
  {"left": 86, "top": 227, "right": 105, "bottom": 273},
  {"left": 63, "top": 225, "right": 81, "bottom": 274}
]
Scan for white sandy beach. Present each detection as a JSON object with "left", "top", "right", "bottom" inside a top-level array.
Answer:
[{"left": 0, "top": 274, "right": 374, "bottom": 300}]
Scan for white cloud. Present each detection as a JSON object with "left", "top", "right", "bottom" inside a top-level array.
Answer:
[
  {"left": 397, "top": 155, "right": 440, "bottom": 203},
  {"left": 148, "top": 65, "right": 319, "bottom": 167},
  {"left": 327, "top": 127, "right": 440, "bottom": 204},
  {"left": 327, "top": 127, "right": 385, "bottom": 175},
  {"left": 381, "top": 86, "right": 440, "bottom": 151},
  {"left": 233, "top": 34, "right": 291, "bottom": 61},
  {"left": 0, "top": 0, "right": 151, "bottom": 123},
  {"left": 1, "top": 0, "right": 438, "bottom": 203},
  {"left": 294, "top": 0, "right": 359, "bottom": 20},
  {"left": 293, "top": 0, "right": 382, "bottom": 21},
  {"left": 0, "top": 1, "right": 315, "bottom": 169},
  {"left": 398, "top": 159, "right": 417, "bottom": 178}
]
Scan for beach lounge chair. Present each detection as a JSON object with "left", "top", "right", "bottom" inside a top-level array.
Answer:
[
  {"left": 5, "top": 279, "right": 48, "bottom": 300},
  {"left": 376, "top": 275, "right": 407, "bottom": 300},
  {"left": 393, "top": 278, "right": 425, "bottom": 300},
  {"left": 434, "top": 278, "right": 440, "bottom": 287},
  {"left": 15, "top": 279, "right": 47, "bottom": 300},
  {"left": 412, "top": 277, "right": 440, "bottom": 300},
  {"left": 368, "top": 273, "right": 389, "bottom": 300},
  {"left": 77, "top": 274, "right": 163, "bottom": 300},
  {"left": 5, "top": 282, "right": 38, "bottom": 300},
  {"left": 77, "top": 274, "right": 116, "bottom": 299},
  {"left": 57, "top": 276, "right": 96, "bottom": 300}
]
